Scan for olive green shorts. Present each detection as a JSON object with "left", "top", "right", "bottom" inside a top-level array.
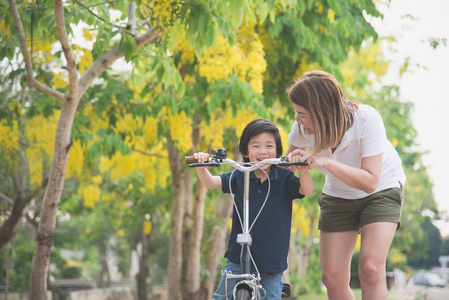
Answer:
[{"left": 318, "top": 187, "right": 404, "bottom": 232}]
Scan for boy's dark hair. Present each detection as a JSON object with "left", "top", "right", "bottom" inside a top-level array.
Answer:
[{"left": 239, "top": 119, "right": 283, "bottom": 162}]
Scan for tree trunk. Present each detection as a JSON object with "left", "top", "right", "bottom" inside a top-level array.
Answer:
[
  {"left": 0, "top": 195, "right": 28, "bottom": 248},
  {"left": 137, "top": 219, "right": 150, "bottom": 300},
  {"left": 184, "top": 182, "right": 208, "bottom": 299},
  {"left": 47, "top": 263, "right": 58, "bottom": 300},
  {"left": 298, "top": 211, "right": 317, "bottom": 277},
  {"left": 199, "top": 150, "right": 240, "bottom": 300},
  {"left": 3, "top": 246, "right": 9, "bottom": 300},
  {"left": 200, "top": 194, "right": 233, "bottom": 300},
  {"left": 182, "top": 172, "right": 193, "bottom": 290},
  {"left": 167, "top": 138, "right": 185, "bottom": 300},
  {"left": 29, "top": 102, "right": 78, "bottom": 300},
  {"left": 0, "top": 155, "right": 30, "bottom": 249},
  {"left": 97, "top": 243, "right": 111, "bottom": 288}
]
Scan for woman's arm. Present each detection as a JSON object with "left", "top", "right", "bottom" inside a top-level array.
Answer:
[
  {"left": 290, "top": 148, "right": 382, "bottom": 194},
  {"left": 286, "top": 144, "right": 301, "bottom": 156}
]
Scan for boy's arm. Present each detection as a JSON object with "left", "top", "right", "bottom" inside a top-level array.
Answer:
[
  {"left": 287, "top": 149, "right": 314, "bottom": 195},
  {"left": 298, "top": 168, "right": 314, "bottom": 195},
  {"left": 195, "top": 167, "right": 222, "bottom": 189}
]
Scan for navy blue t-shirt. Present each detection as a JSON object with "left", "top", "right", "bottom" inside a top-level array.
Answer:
[{"left": 219, "top": 166, "right": 303, "bottom": 273}]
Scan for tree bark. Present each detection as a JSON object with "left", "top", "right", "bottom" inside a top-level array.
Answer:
[
  {"left": 29, "top": 103, "right": 77, "bottom": 299},
  {"left": 137, "top": 219, "right": 149, "bottom": 300},
  {"left": 298, "top": 211, "right": 317, "bottom": 277},
  {"left": 3, "top": 246, "right": 9, "bottom": 300},
  {"left": 200, "top": 194, "right": 233, "bottom": 300},
  {"left": 199, "top": 150, "right": 240, "bottom": 300},
  {"left": 0, "top": 194, "right": 28, "bottom": 248},
  {"left": 184, "top": 182, "right": 207, "bottom": 299},
  {"left": 167, "top": 138, "right": 185, "bottom": 300},
  {"left": 97, "top": 243, "right": 111, "bottom": 288},
  {"left": 0, "top": 168, "right": 47, "bottom": 248},
  {"left": 0, "top": 152, "right": 30, "bottom": 249}
]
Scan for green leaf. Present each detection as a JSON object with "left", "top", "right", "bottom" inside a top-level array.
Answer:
[
  {"left": 229, "top": 0, "right": 244, "bottom": 27},
  {"left": 156, "top": 64, "right": 165, "bottom": 82},
  {"left": 88, "top": 141, "right": 101, "bottom": 163},
  {"left": 206, "top": 24, "right": 217, "bottom": 47},
  {"left": 124, "top": 34, "right": 137, "bottom": 62},
  {"left": 256, "top": 2, "right": 269, "bottom": 24}
]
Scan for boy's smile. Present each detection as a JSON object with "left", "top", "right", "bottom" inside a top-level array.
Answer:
[{"left": 244, "top": 132, "right": 277, "bottom": 178}]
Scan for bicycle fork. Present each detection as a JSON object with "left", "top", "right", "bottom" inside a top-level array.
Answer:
[{"left": 225, "top": 171, "right": 261, "bottom": 300}]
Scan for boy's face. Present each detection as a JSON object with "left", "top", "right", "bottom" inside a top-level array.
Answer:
[{"left": 244, "top": 132, "right": 277, "bottom": 171}]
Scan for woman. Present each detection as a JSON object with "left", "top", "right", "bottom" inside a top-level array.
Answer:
[{"left": 286, "top": 70, "right": 405, "bottom": 300}]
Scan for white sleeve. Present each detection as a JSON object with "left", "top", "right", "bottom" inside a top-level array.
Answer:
[{"left": 360, "top": 109, "right": 387, "bottom": 158}]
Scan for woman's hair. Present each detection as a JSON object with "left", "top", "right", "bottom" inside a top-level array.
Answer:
[
  {"left": 239, "top": 118, "right": 283, "bottom": 162},
  {"left": 286, "top": 70, "right": 359, "bottom": 154}
]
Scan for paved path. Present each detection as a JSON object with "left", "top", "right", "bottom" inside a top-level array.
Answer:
[{"left": 389, "top": 282, "right": 449, "bottom": 300}]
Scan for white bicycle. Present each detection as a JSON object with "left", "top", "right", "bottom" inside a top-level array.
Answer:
[{"left": 186, "top": 148, "right": 308, "bottom": 300}]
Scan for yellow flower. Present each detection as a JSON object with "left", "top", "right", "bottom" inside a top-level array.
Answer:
[
  {"left": 143, "top": 220, "right": 152, "bottom": 235},
  {"left": 66, "top": 140, "right": 84, "bottom": 179},
  {"left": 328, "top": 9, "right": 335, "bottom": 23},
  {"left": 79, "top": 184, "right": 100, "bottom": 208}
]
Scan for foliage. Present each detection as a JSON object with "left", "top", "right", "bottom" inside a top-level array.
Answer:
[
  {"left": 0, "top": 238, "right": 34, "bottom": 292},
  {"left": 408, "top": 219, "right": 443, "bottom": 269},
  {"left": 291, "top": 243, "right": 323, "bottom": 295}
]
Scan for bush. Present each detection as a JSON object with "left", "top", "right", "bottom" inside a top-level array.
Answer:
[{"left": 61, "top": 266, "right": 82, "bottom": 279}]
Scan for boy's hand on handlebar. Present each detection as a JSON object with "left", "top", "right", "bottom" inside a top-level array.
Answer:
[
  {"left": 193, "top": 152, "right": 210, "bottom": 164},
  {"left": 287, "top": 150, "right": 309, "bottom": 171}
]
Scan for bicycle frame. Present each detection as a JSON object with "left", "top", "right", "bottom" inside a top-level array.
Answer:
[{"left": 187, "top": 149, "right": 307, "bottom": 300}]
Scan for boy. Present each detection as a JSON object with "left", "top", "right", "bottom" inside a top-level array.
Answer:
[{"left": 193, "top": 118, "right": 313, "bottom": 299}]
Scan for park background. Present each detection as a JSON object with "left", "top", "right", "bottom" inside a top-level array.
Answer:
[{"left": 1, "top": 0, "right": 448, "bottom": 299}]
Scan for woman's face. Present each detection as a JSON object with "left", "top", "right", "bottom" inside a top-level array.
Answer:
[{"left": 293, "top": 103, "right": 314, "bottom": 134}]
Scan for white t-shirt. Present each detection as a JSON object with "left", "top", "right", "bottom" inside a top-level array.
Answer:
[{"left": 288, "top": 104, "right": 406, "bottom": 199}]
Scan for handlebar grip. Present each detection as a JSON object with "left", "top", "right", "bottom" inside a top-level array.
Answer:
[
  {"left": 279, "top": 161, "right": 309, "bottom": 166},
  {"left": 185, "top": 156, "right": 198, "bottom": 164}
]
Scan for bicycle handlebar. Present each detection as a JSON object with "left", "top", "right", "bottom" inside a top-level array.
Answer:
[{"left": 185, "top": 156, "right": 308, "bottom": 172}]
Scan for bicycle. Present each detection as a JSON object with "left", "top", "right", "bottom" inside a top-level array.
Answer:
[{"left": 186, "top": 148, "right": 308, "bottom": 300}]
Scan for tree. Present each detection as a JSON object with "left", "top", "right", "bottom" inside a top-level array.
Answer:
[
  {"left": 4, "top": 0, "right": 162, "bottom": 298},
  {"left": 408, "top": 220, "right": 442, "bottom": 269}
]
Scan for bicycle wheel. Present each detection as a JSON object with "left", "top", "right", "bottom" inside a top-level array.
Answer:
[{"left": 234, "top": 287, "right": 251, "bottom": 300}]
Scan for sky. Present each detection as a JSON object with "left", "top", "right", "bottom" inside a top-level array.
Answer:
[{"left": 371, "top": 0, "right": 449, "bottom": 235}]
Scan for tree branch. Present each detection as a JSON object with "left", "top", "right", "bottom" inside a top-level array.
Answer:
[
  {"left": 54, "top": 0, "right": 78, "bottom": 102},
  {"left": 0, "top": 194, "right": 14, "bottom": 206},
  {"left": 78, "top": 25, "right": 161, "bottom": 96},
  {"left": 133, "top": 148, "right": 167, "bottom": 158},
  {"left": 128, "top": 2, "right": 137, "bottom": 36},
  {"left": 73, "top": 0, "right": 109, "bottom": 25},
  {"left": 8, "top": 0, "right": 65, "bottom": 103}
]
